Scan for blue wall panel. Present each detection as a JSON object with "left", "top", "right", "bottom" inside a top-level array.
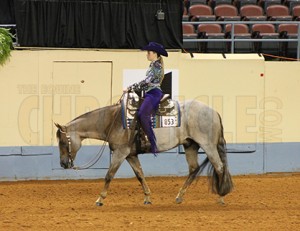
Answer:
[
  {"left": 0, "top": 143, "right": 299, "bottom": 181},
  {"left": 265, "top": 143, "right": 300, "bottom": 172}
]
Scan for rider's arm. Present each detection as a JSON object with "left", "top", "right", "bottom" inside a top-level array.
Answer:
[{"left": 127, "top": 61, "right": 162, "bottom": 92}]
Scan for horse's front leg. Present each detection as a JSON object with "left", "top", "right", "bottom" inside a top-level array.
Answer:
[
  {"left": 95, "top": 147, "right": 129, "bottom": 206},
  {"left": 126, "top": 155, "right": 152, "bottom": 204}
]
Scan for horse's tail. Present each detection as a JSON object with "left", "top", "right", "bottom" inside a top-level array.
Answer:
[{"left": 197, "top": 113, "right": 234, "bottom": 196}]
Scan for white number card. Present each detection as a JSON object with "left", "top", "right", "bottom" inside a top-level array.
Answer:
[{"left": 161, "top": 116, "right": 176, "bottom": 127}]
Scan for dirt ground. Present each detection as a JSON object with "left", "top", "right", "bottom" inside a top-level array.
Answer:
[{"left": 0, "top": 174, "right": 299, "bottom": 231}]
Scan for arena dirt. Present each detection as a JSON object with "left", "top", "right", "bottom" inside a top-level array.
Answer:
[{"left": 0, "top": 174, "right": 299, "bottom": 230}]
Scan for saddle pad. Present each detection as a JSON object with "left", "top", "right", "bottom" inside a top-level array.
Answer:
[{"left": 121, "top": 92, "right": 181, "bottom": 129}]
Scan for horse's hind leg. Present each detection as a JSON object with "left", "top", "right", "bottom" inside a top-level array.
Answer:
[
  {"left": 201, "top": 144, "right": 224, "bottom": 178},
  {"left": 126, "top": 155, "right": 152, "bottom": 204},
  {"left": 201, "top": 144, "right": 225, "bottom": 204},
  {"left": 176, "top": 141, "right": 199, "bottom": 204}
]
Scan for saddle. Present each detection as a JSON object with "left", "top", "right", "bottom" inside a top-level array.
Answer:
[
  {"left": 121, "top": 92, "right": 181, "bottom": 130},
  {"left": 121, "top": 92, "right": 181, "bottom": 154}
]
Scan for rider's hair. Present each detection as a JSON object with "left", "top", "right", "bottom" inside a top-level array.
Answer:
[{"left": 157, "top": 55, "right": 164, "bottom": 84}]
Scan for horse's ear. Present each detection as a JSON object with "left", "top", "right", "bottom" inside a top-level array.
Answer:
[
  {"left": 54, "top": 122, "right": 60, "bottom": 129},
  {"left": 54, "top": 122, "right": 66, "bottom": 132}
]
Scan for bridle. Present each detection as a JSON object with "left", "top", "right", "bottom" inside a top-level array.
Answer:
[
  {"left": 59, "top": 129, "right": 74, "bottom": 167},
  {"left": 57, "top": 92, "right": 126, "bottom": 170}
]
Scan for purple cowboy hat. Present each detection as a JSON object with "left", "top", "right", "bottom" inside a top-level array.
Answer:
[{"left": 141, "top": 42, "right": 168, "bottom": 57}]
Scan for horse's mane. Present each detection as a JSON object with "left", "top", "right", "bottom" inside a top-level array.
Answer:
[
  {"left": 56, "top": 128, "right": 61, "bottom": 140},
  {"left": 68, "top": 104, "right": 120, "bottom": 123}
]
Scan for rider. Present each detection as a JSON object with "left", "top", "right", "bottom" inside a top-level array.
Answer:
[{"left": 125, "top": 42, "right": 168, "bottom": 155}]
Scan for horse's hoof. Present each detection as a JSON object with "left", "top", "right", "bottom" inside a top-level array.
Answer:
[
  {"left": 144, "top": 201, "right": 152, "bottom": 205},
  {"left": 218, "top": 197, "right": 225, "bottom": 205},
  {"left": 96, "top": 202, "right": 104, "bottom": 206},
  {"left": 175, "top": 197, "right": 183, "bottom": 204}
]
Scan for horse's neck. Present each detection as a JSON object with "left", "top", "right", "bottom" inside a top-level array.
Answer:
[{"left": 67, "top": 105, "right": 119, "bottom": 141}]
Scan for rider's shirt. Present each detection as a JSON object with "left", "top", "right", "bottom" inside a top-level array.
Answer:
[{"left": 128, "top": 60, "right": 163, "bottom": 93}]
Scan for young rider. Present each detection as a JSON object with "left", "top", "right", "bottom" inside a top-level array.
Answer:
[{"left": 125, "top": 42, "right": 168, "bottom": 154}]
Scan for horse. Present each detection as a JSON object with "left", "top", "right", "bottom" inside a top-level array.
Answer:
[{"left": 55, "top": 95, "right": 233, "bottom": 206}]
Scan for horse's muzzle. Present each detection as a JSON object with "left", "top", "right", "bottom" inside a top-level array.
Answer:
[{"left": 60, "top": 159, "right": 74, "bottom": 169}]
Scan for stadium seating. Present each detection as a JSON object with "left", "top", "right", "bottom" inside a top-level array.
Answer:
[
  {"left": 252, "top": 23, "right": 280, "bottom": 54},
  {"left": 252, "top": 23, "right": 277, "bottom": 35},
  {"left": 183, "top": 24, "right": 198, "bottom": 38},
  {"left": 225, "top": 24, "right": 253, "bottom": 52},
  {"left": 293, "top": 5, "right": 300, "bottom": 20},
  {"left": 208, "top": 0, "right": 233, "bottom": 9},
  {"left": 278, "top": 23, "right": 298, "bottom": 57},
  {"left": 190, "top": 0, "right": 208, "bottom": 6},
  {"left": 284, "top": 0, "right": 300, "bottom": 14},
  {"left": 214, "top": 4, "right": 241, "bottom": 20},
  {"left": 189, "top": 4, "right": 216, "bottom": 21},
  {"left": 197, "top": 24, "right": 226, "bottom": 52},
  {"left": 183, "top": 6, "right": 189, "bottom": 21},
  {"left": 240, "top": 5, "right": 267, "bottom": 21},
  {"left": 181, "top": 0, "right": 300, "bottom": 57},
  {"left": 183, "top": 23, "right": 198, "bottom": 51},
  {"left": 225, "top": 23, "right": 250, "bottom": 34},
  {"left": 258, "top": 0, "right": 282, "bottom": 12},
  {"left": 266, "top": 5, "right": 293, "bottom": 21},
  {"left": 233, "top": 0, "right": 258, "bottom": 11}
]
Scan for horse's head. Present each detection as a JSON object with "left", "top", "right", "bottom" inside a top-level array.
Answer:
[{"left": 55, "top": 123, "right": 82, "bottom": 169}]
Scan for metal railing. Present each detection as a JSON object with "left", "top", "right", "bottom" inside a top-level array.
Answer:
[
  {"left": 182, "top": 21, "right": 300, "bottom": 60},
  {"left": 2, "top": 22, "right": 300, "bottom": 60}
]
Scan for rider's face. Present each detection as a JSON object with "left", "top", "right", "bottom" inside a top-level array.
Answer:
[{"left": 146, "top": 51, "right": 158, "bottom": 62}]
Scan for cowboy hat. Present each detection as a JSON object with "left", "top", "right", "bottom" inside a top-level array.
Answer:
[{"left": 141, "top": 42, "right": 168, "bottom": 57}]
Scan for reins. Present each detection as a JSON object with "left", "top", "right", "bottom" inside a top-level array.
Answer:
[{"left": 61, "top": 93, "right": 126, "bottom": 170}]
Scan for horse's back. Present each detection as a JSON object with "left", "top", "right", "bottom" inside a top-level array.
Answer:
[{"left": 180, "top": 100, "right": 220, "bottom": 121}]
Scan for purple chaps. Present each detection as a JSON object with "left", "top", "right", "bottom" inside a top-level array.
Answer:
[{"left": 138, "top": 88, "right": 163, "bottom": 154}]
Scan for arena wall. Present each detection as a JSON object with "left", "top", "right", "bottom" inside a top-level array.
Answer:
[{"left": 0, "top": 49, "right": 299, "bottom": 181}]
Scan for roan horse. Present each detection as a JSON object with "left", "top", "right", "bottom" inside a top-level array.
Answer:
[{"left": 55, "top": 95, "right": 233, "bottom": 206}]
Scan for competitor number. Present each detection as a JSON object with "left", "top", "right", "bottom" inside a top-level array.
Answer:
[{"left": 161, "top": 116, "right": 176, "bottom": 127}]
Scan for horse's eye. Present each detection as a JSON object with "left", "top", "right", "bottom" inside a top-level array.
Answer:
[{"left": 59, "top": 141, "right": 68, "bottom": 149}]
